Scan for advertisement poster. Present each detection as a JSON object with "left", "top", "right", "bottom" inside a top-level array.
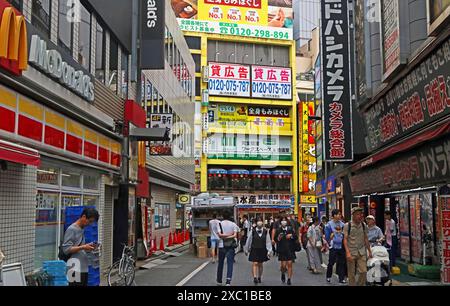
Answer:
[
  {"left": 208, "top": 63, "right": 251, "bottom": 97},
  {"left": 251, "top": 66, "right": 292, "bottom": 100},
  {"left": 199, "top": 0, "right": 268, "bottom": 26},
  {"left": 234, "top": 194, "right": 292, "bottom": 205},
  {"left": 208, "top": 104, "right": 291, "bottom": 132},
  {"left": 300, "top": 102, "right": 317, "bottom": 194},
  {"left": 320, "top": 0, "right": 354, "bottom": 161},
  {"left": 381, "top": 0, "right": 401, "bottom": 78},
  {"left": 149, "top": 114, "right": 173, "bottom": 156},
  {"left": 410, "top": 195, "right": 423, "bottom": 262},
  {"left": 399, "top": 195, "right": 410, "bottom": 260},
  {"left": 440, "top": 196, "right": 450, "bottom": 284},
  {"left": 268, "top": 0, "right": 293, "bottom": 28},
  {"left": 171, "top": 0, "right": 198, "bottom": 19},
  {"left": 207, "top": 134, "right": 292, "bottom": 160}
]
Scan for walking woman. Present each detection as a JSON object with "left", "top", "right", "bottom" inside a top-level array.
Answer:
[
  {"left": 244, "top": 217, "right": 273, "bottom": 284},
  {"left": 307, "top": 217, "right": 322, "bottom": 274},
  {"left": 275, "top": 216, "right": 297, "bottom": 285}
]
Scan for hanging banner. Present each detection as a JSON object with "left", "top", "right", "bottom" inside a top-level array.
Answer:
[
  {"left": 208, "top": 63, "right": 251, "bottom": 97},
  {"left": 140, "top": 0, "right": 165, "bottom": 69},
  {"left": 251, "top": 66, "right": 292, "bottom": 100},
  {"left": 440, "top": 195, "right": 450, "bottom": 284},
  {"left": 320, "top": 0, "right": 354, "bottom": 161},
  {"left": 149, "top": 114, "right": 173, "bottom": 155}
]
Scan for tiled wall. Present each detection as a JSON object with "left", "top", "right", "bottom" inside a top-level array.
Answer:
[{"left": 0, "top": 162, "right": 37, "bottom": 274}]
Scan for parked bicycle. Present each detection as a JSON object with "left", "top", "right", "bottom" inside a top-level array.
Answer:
[{"left": 107, "top": 244, "right": 135, "bottom": 286}]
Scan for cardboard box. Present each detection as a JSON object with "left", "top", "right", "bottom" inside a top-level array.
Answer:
[{"left": 197, "top": 246, "right": 208, "bottom": 258}]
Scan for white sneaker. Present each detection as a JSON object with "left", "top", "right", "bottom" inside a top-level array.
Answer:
[{"left": 321, "top": 263, "right": 327, "bottom": 268}]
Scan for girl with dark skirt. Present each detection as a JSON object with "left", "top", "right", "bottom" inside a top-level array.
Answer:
[
  {"left": 244, "top": 217, "right": 273, "bottom": 285},
  {"left": 275, "top": 216, "right": 297, "bottom": 285}
]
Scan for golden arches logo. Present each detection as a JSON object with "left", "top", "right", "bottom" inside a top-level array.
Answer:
[{"left": 0, "top": 5, "right": 28, "bottom": 72}]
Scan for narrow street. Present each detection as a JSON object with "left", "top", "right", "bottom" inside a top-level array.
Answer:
[{"left": 135, "top": 249, "right": 343, "bottom": 287}]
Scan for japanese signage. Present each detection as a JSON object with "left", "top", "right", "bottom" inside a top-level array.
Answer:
[
  {"left": 199, "top": 0, "right": 268, "bottom": 25},
  {"left": 349, "top": 135, "right": 450, "bottom": 195},
  {"left": 177, "top": 19, "right": 292, "bottom": 40},
  {"left": 381, "top": 0, "right": 402, "bottom": 79},
  {"left": 300, "top": 195, "right": 317, "bottom": 205},
  {"left": 300, "top": 102, "right": 317, "bottom": 194},
  {"left": 320, "top": 0, "right": 354, "bottom": 161},
  {"left": 149, "top": 114, "right": 173, "bottom": 155},
  {"left": 235, "top": 194, "right": 293, "bottom": 205},
  {"left": 440, "top": 196, "right": 450, "bottom": 284},
  {"left": 208, "top": 63, "right": 251, "bottom": 97},
  {"left": 140, "top": 0, "right": 165, "bottom": 69},
  {"left": 0, "top": 1, "right": 28, "bottom": 75},
  {"left": 364, "top": 36, "right": 450, "bottom": 151},
  {"left": 207, "top": 134, "right": 292, "bottom": 160},
  {"left": 251, "top": 66, "right": 292, "bottom": 100},
  {"left": 208, "top": 104, "right": 291, "bottom": 132},
  {"left": 428, "top": 0, "right": 450, "bottom": 34}
]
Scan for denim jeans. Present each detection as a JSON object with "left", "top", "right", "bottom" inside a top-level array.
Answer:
[{"left": 217, "top": 247, "right": 235, "bottom": 283}]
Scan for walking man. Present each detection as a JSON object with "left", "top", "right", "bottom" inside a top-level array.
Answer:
[
  {"left": 209, "top": 214, "right": 220, "bottom": 263},
  {"left": 217, "top": 212, "right": 239, "bottom": 286},
  {"left": 325, "top": 209, "right": 346, "bottom": 283},
  {"left": 343, "top": 207, "right": 372, "bottom": 286},
  {"left": 62, "top": 207, "right": 99, "bottom": 286}
]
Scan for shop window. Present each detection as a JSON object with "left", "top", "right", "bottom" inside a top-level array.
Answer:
[
  {"left": 95, "top": 22, "right": 105, "bottom": 83},
  {"left": 208, "top": 169, "right": 228, "bottom": 190},
  {"left": 185, "top": 36, "right": 201, "bottom": 50},
  {"left": 32, "top": 0, "right": 51, "bottom": 38},
  {"left": 155, "top": 204, "right": 170, "bottom": 229},
  {"left": 121, "top": 50, "right": 129, "bottom": 99},
  {"left": 77, "top": 3, "right": 91, "bottom": 70},
  {"left": 37, "top": 167, "right": 59, "bottom": 185},
  {"left": 83, "top": 195, "right": 98, "bottom": 206},
  {"left": 207, "top": 40, "right": 217, "bottom": 62},
  {"left": 271, "top": 170, "right": 292, "bottom": 191},
  {"left": 229, "top": 169, "right": 250, "bottom": 190},
  {"left": 109, "top": 38, "right": 119, "bottom": 93},
  {"left": 58, "top": 0, "right": 72, "bottom": 55},
  {"left": 62, "top": 171, "right": 81, "bottom": 188},
  {"left": 251, "top": 170, "right": 271, "bottom": 191},
  {"left": 83, "top": 174, "right": 99, "bottom": 190},
  {"left": 193, "top": 54, "right": 201, "bottom": 73},
  {"left": 34, "top": 191, "right": 59, "bottom": 268}
]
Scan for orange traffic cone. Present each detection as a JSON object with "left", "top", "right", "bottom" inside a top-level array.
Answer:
[
  {"left": 152, "top": 238, "right": 157, "bottom": 252},
  {"left": 173, "top": 231, "right": 178, "bottom": 244},
  {"left": 179, "top": 232, "right": 183, "bottom": 243},
  {"left": 168, "top": 232, "right": 173, "bottom": 247},
  {"left": 159, "top": 236, "right": 165, "bottom": 251}
]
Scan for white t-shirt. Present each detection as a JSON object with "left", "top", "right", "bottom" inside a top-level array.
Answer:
[
  {"left": 218, "top": 220, "right": 239, "bottom": 248},
  {"left": 209, "top": 219, "right": 220, "bottom": 240},
  {"left": 386, "top": 219, "right": 397, "bottom": 236}
]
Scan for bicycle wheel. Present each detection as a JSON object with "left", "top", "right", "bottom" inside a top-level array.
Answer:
[
  {"left": 107, "top": 261, "right": 127, "bottom": 286},
  {"left": 122, "top": 260, "right": 135, "bottom": 286}
]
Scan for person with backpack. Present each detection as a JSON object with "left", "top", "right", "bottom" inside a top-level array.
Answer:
[
  {"left": 244, "top": 217, "right": 273, "bottom": 285},
  {"left": 216, "top": 211, "right": 239, "bottom": 286},
  {"left": 275, "top": 216, "right": 297, "bottom": 285},
  {"left": 343, "top": 207, "right": 373, "bottom": 286},
  {"left": 325, "top": 209, "right": 346, "bottom": 283},
  {"left": 61, "top": 207, "right": 99, "bottom": 286}
]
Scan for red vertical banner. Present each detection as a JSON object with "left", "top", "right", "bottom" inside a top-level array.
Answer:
[{"left": 441, "top": 197, "right": 450, "bottom": 284}]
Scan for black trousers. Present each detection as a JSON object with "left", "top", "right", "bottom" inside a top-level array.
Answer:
[
  {"left": 326, "top": 248, "right": 346, "bottom": 281},
  {"left": 69, "top": 272, "right": 88, "bottom": 286}
]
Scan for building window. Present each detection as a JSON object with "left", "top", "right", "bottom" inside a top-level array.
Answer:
[
  {"left": 155, "top": 204, "right": 170, "bottom": 229},
  {"left": 58, "top": 0, "right": 72, "bottom": 55},
  {"left": 77, "top": 4, "right": 91, "bottom": 70},
  {"left": 32, "top": 0, "right": 52, "bottom": 38},
  {"left": 121, "top": 50, "right": 129, "bottom": 99},
  {"left": 185, "top": 36, "right": 201, "bottom": 50},
  {"left": 195, "top": 77, "right": 200, "bottom": 97},
  {"left": 35, "top": 191, "right": 59, "bottom": 268},
  {"left": 193, "top": 54, "right": 201, "bottom": 73},
  {"left": 62, "top": 171, "right": 81, "bottom": 188},
  {"left": 8, "top": 0, "right": 22, "bottom": 10},
  {"left": 95, "top": 22, "right": 105, "bottom": 83},
  {"left": 109, "top": 38, "right": 118, "bottom": 93}
]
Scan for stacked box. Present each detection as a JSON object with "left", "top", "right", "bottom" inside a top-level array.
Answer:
[
  {"left": 43, "top": 261, "right": 68, "bottom": 286},
  {"left": 88, "top": 266, "right": 100, "bottom": 286}
]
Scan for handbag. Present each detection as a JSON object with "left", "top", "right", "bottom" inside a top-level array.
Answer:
[
  {"left": 219, "top": 222, "right": 238, "bottom": 249},
  {"left": 294, "top": 240, "right": 302, "bottom": 252},
  {"left": 315, "top": 240, "right": 323, "bottom": 248}
]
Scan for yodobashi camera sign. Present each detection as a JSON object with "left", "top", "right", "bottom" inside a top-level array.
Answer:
[
  {"left": 140, "top": 0, "right": 165, "bottom": 69},
  {"left": 29, "top": 35, "right": 95, "bottom": 102}
]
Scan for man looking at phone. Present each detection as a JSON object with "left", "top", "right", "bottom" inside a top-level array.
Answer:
[{"left": 62, "top": 207, "right": 100, "bottom": 286}]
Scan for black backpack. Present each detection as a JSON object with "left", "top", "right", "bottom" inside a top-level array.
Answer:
[{"left": 347, "top": 222, "right": 366, "bottom": 235}]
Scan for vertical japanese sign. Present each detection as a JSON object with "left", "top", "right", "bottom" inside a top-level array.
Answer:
[
  {"left": 381, "top": 0, "right": 401, "bottom": 78},
  {"left": 320, "top": 0, "right": 354, "bottom": 161},
  {"left": 140, "top": 0, "right": 165, "bottom": 69},
  {"left": 251, "top": 66, "right": 292, "bottom": 100},
  {"left": 441, "top": 196, "right": 450, "bottom": 284},
  {"left": 300, "top": 102, "right": 317, "bottom": 195},
  {"left": 208, "top": 63, "right": 251, "bottom": 97}
]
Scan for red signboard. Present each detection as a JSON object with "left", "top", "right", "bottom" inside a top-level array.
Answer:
[{"left": 441, "top": 197, "right": 450, "bottom": 284}]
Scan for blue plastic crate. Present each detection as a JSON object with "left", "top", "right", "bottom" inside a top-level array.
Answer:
[{"left": 53, "top": 281, "right": 69, "bottom": 286}]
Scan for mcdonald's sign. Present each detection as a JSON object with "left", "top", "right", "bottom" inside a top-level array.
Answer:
[{"left": 0, "top": 0, "right": 28, "bottom": 75}]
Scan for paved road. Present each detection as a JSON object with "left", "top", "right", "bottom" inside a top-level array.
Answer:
[{"left": 135, "top": 248, "right": 345, "bottom": 287}]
